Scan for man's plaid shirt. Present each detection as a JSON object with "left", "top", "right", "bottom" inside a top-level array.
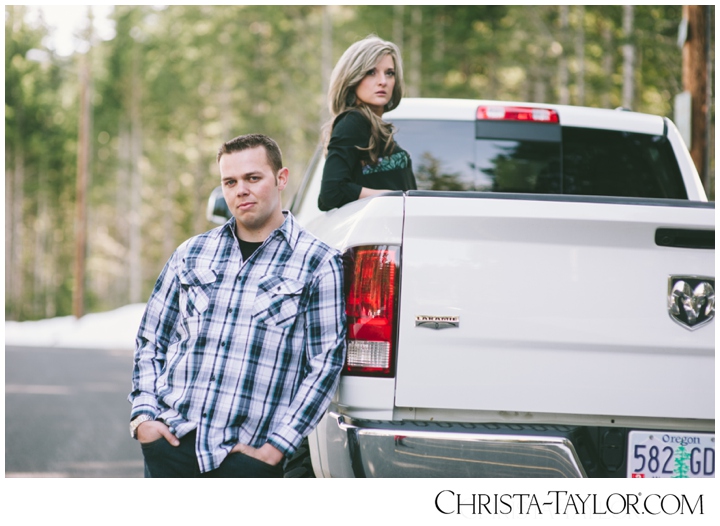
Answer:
[{"left": 129, "top": 212, "right": 346, "bottom": 473}]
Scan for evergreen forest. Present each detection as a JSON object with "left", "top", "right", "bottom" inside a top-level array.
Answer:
[{"left": 5, "top": 5, "right": 715, "bottom": 321}]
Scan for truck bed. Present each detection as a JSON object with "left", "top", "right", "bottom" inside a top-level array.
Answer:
[{"left": 396, "top": 192, "right": 714, "bottom": 421}]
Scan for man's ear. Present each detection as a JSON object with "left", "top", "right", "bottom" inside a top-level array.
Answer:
[{"left": 276, "top": 167, "right": 289, "bottom": 190}]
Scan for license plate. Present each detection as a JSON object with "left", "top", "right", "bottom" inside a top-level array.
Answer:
[{"left": 627, "top": 430, "right": 715, "bottom": 478}]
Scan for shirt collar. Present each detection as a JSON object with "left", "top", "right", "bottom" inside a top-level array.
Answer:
[
  {"left": 277, "top": 211, "right": 301, "bottom": 249},
  {"left": 220, "top": 211, "right": 300, "bottom": 249}
]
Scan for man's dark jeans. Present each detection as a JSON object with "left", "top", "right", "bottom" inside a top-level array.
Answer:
[{"left": 141, "top": 429, "right": 284, "bottom": 478}]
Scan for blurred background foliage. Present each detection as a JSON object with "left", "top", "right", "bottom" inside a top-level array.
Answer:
[{"left": 5, "top": 5, "right": 715, "bottom": 321}]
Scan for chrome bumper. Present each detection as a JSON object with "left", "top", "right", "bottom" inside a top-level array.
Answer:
[{"left": 328, "top": 412, "right": 587, "bottom": 477}]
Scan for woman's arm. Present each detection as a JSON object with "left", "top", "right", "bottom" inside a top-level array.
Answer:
[
  {"left": 318, "top": 112, "right": 390, "bottom": 211},
  {"left": 358, "top": 187, "right": 390, "bottom": 199}
]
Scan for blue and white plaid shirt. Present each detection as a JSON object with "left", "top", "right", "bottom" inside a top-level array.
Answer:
[{"left": 129, "top": 212, "right": 346, "bottom": 472}]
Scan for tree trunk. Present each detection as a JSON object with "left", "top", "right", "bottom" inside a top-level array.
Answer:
[
  {"left": 5, "top": 162, "right": 13, "bottom": 317},
  {"left": 33, "top": 163, "right": 49, "bottom": 318},
  {"left": 574, "top": 6, "right": 585, "bottom": 106},
  {"left": 321, "top": 5, "right": 333, "bottom": 125},
  {"left": 558, "top": 6, "right": 570, "bottom": 105},
  {"left": 73, "top": 52, "right": 91, "bottom": 318},
  {"left": 601, "top": 20, "right": 614, "bottom": 108},
  {"left": 407, "top": 7, "right": 422, "bottom": 97},
  {"left": 432, "top": 12, "right": 445, "bottom": 89},
  {"left": 533, "top": 64, "right": 547, "bottom": 103},
  {"left": 129, "top": 44, "right": 143, "bottom": 304},
  {"left": 12, "top": 132, "right": 25, "bottom": 320},
  {"left": 220, "top": 76, "right": 233, "bottom": 140},
  {"left": 622, "top": 5, "right": 635, "bottom": 109},
  {"left": 162, "top": 152, "right": 176, "bottom": 262},
  {"left": 393, "top": 5, "right": 404, "bottom": 53},
  {"left": 682, "top": 5, "right": 709, "bottom": 192},
  {"left": 193, "top": 118, "right": 207, "bottom": 236},
  {"left": 116, "top": 121, "right": 130, "bottom": 306}
]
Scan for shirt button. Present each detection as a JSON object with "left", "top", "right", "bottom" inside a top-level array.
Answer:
[
  {"left": 203, "top": 413, "right": 208, "bottom": 418},
  {"left": 210, "top": 374, "right": 216, "bottom": 381}
]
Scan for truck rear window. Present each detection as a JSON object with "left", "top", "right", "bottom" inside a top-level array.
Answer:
[{"left": 393, "top": 119, "right": 688, "bottom": 199}]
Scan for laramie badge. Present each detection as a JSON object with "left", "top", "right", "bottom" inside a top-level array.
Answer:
[{"left": 415, "top": 315, "right": 460, "bottom": 330}]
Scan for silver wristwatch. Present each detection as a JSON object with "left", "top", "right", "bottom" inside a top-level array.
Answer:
[{"left": 129, "top": 414, "right": 153, "bottom": 439}]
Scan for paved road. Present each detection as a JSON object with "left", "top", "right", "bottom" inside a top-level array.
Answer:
[{"left": 5, "top": 345, "right": 144, "bottom": 477}]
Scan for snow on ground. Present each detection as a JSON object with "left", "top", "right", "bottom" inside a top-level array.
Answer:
[{"left": 4, "top": 304, "right": 146, "bottom": 350}]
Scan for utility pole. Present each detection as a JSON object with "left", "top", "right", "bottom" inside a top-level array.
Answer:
[{"left": 681, "top": 5, "right": 709, "bottom": 192}]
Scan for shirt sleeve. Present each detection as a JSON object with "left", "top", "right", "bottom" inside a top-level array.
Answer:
[
  {"left": 318, "top": 112, "right": 370, "bottom": 211},
  {"left": 267, "top": 252, "right": 347, "bottom": 455},
  {"left": 128, "top": 249, "right": 182, "bottom": 421}
]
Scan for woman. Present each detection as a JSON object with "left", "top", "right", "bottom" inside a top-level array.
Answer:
[{"left": 318, "top": 35, "right": 417, "bottom": 212}]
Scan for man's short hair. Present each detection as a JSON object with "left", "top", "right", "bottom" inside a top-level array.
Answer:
[{"left": 217, "top": 134, "right": 283, "bottom": 174}]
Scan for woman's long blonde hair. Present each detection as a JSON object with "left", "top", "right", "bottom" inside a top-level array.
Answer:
[{"left": 323, "top": 35, "right": 404, "bottom": 164}]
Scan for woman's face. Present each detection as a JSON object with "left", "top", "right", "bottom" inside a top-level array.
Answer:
[{"left": 354, "top": 54, "right": 395, "bottom": 116}]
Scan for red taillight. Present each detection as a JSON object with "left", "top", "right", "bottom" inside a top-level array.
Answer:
[
  {"left": 477, "top": 105, "right": 559, "bottom": 124},
  {"left": 343, "top": 246, "right": 399, "bottom": 377}
]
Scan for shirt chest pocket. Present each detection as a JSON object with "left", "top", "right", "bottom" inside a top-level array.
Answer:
[
  {"left": 178, "top": 268, "right": 217, "bottom": 317},
  {"left": 252, "top": 276, "right": 305, "bottom": 329}
]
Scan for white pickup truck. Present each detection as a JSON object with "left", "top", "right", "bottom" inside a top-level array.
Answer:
[{"left": 208, "top": 98, "right": 715, "bottom": 478}]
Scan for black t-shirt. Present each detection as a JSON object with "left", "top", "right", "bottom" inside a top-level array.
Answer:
[
  {"left": 318, "top": 110, "right": 417, "bottom": 211},
  {"left": 238, "top": 238, "right": 263, "bottom": 261}
]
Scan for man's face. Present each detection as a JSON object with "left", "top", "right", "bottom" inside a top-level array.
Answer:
[{"left": 219, "top": 146, "right": 288, "bottom": 241}]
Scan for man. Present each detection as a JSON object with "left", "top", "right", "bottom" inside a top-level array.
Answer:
[{"left": 128, "top": 134, "right": 346, "bottom": 477}]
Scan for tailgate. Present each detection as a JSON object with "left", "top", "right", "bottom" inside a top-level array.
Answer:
[{"left": 395, "top": 194, "right": 714, "bottom": 420}]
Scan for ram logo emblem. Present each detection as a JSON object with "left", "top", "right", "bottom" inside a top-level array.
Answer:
[{"left": 668, "top": 276, "right": 715, "bottom": 330}]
